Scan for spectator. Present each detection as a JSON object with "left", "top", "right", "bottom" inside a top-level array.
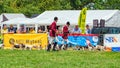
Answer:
[
  {"left": 18, "top": 24, "right": 26, "bottom": 33},
  {"left": 86, "top": 24, "right": 91, "bottom": 34},
  {"left": 1, "top": 24, "right": 8, "bottom": 34},
  {"left": 38, "top": 28, "right": 43, "bottom": 33},
  {"left": 72, "top": 25, "right": 81, "bottom": 34},
  {"left": 62, "top": 21, "right": 70, "bottom": 50},
  {"left": 29, "top": 27, "right": 35, "bottom": 34},
  {"left": 47, "top": 17, "right": 58, "bottom": 51},
  {"left": 8, "top": 24, "right": 16, "bottom": 33}
]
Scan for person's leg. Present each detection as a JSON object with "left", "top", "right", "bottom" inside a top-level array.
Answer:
[
  {"left": 52, "top": 37, "right": 58, "bottom": 51},
  {"left": 47, "top": 44, "right": 51, "bottom": 51},
  {"left": 64, "top": 39, "right": 68, "bottom": 50},
  {"left": 59, "top": 44, "right": 63, "bottom": 50},
  {"left": 47, "top": 37, "right": 54, "bottom": 51},
  {"left": 53, "top": 42, "right": 57, "bottom": 51}
]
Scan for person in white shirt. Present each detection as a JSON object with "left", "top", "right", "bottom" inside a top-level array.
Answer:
[{"left": 72, "top": 25, "right": 81, "bottom": 34}]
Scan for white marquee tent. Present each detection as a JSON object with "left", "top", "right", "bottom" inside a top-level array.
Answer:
[
  {"left": 3, "top": 10, "right": 120, "bottom": 27},
  {"left": 35, "top": 10, "right": 120, "bottom": 27},
  {"left": 1, "top": 18, "right": 38, "bottom": 32},
  {"left": 1, "top": 10, "right": 120, "bottom": 33}
]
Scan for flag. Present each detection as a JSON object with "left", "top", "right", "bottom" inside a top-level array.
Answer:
[{"left": 78, "top": 7, "right": 87, "bottom": 34}]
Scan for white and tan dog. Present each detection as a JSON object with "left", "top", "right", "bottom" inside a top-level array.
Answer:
[
  {"left": 25, "top": 44, "right": 42, "bottom": 50},
  {"left": 95, "top": 45, "right": 105, "bottom": 51},
  {"left": 11, "top": 43, "right": 26, "bottom": 50}
]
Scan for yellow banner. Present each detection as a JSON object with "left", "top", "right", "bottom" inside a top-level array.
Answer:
[
  {"left": 4, "top": 34, "right": 48, "bottom": 49},
  {"left": 78, "top": 7, "right": 87, "bottom": 34}
]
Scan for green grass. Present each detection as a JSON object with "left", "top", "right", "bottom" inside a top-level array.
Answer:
[{"left": 0, "top": 50, "right": 120, "bottom": 68}]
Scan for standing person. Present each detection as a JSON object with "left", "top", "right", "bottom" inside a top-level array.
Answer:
[
  {"left": 38, "top": 28, "right": 43, "bottom": 33},
  {"left": 29, "top": 27, "right": 35, "bottom": 34},
  {"left": 72, "top": 25, "right": 81, "bottom": 34},
  {"left": 8, "top": 24, "right": 16, "bottom": 33},
  {"left": 1, "top": 24, "right": 8, "bottom": 34},
  {"left": 47, "top": 17, "right": 58, "bottom": 51},
  {"left": 1, "top": 24, "right": 8, "bottom": 44},
  {"left": 18, "top": 24, "right": 26, "bottom": 33},
  {"left": 62, "top": 21, "right": 70, "bottom": 50},
  {"left": 86, "top": 24, "right": 91, "bottom": 34}
]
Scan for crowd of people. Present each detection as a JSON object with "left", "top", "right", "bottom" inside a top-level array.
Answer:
[
  {"left": 1, "top": 24, "right": 45, "bottom": 34},
  {"left": 1, "top": 18, "right": 91, "bottom": 35}
]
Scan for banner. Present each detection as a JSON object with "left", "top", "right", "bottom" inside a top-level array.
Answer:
[
  {"left": 57, "top": 34, "right": 98, "bottom": 47},
  {"left": 4, "top": 34, "right": 48, "bottom": 49},
  {"left": 78, "top": 7, "right": 87, "bottom": 34},
  {"left": 104, "top": 34, "right": 120, "bottom": 51}
]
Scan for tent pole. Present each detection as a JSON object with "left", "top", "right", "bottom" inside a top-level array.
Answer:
[
  {"left": 17, "top": 24, "right": 20, "bottom": 30},
  {"left": 1, "top": 24, "right": 3, "bottom": 34},
  {"left": 35, "top": 24, "right": 38, "bottom": 33}
]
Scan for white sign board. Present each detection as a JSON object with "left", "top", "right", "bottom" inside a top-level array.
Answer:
[{"left": 104, "top": 34, "right": 120, "bottom": 47}]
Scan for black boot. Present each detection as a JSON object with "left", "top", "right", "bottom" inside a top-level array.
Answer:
[
  {"left": 53, "top": 42, "right": 57, "bottom": 51},
  {"left": 59, "top": 45, "right": 63, "bottom": 50},
  {"left": 47, "top": 44, "right": 51, "bottom": 51}
]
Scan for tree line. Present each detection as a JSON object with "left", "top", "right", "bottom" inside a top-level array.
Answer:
[{"left": 0, "top": 0, "right": 120, "bottom": 17}]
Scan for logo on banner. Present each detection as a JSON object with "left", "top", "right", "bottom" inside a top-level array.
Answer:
[
  {"left": 105, "top": 37, "right": 118, "bottom": 43},
  {"left": 92, "top": 36, "right": 98, "bottom": 42}
]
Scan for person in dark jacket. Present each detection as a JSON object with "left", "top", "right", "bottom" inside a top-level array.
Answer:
[
  {"left": 86, "top": 24, "right": 91, "bottom": 34},
  {"left": 47, "top": 17, "right": 58, "bottom": 51},
  {"left": 8, "top": 24, "right": 16, "bottom": 33}
]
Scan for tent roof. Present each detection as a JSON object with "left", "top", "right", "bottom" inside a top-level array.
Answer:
[
  {"left": 2, "top": 18, "right": 30, "bottom": 24},
  {"left": 36, "top": 10, "right": 119, "bottom": 25},
  {"left": 0, "top": 13, "right": 26, "bottom": 22}
]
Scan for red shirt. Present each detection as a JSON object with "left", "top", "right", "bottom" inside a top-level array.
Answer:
[
  {"left": 63, "top": 25, "right": 69, "bottom": 33},
  {"left": 49, "top": 21, "right": 57, "bottom": 37},
  {"left": 62, "top": 25, "right": 69, "bottom": 39}
]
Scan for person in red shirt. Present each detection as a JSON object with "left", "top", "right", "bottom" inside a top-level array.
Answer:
[
  {"left": 62, "top": 21, "right": 70, "bottom": 50},
  {"left": 47, "top": 17, "right": 58, "bottom": 51}
]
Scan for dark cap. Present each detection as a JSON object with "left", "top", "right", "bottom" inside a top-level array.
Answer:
[
  {"left": 54, "top": 17, "right": 58, "bottom": 21},
  {"left": 66, "top": 21, "right": 70, "bottom": 25}
]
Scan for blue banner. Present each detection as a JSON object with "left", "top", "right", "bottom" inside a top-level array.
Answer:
[{"left": 56, "top": 35, "right": 99, "bottom": 47}]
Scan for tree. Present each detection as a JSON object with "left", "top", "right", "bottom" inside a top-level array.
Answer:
[{"left": 1, "top": 0, "right": 120, "bottom": 17}]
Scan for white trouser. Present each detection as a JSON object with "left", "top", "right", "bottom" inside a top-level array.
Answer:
[{"left": 49, "top": 37, "right": 55, "bottom": 44}]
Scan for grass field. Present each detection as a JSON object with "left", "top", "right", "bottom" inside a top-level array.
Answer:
[{"left": 0, "top": 50, "right": 120, "bottom": 68}]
